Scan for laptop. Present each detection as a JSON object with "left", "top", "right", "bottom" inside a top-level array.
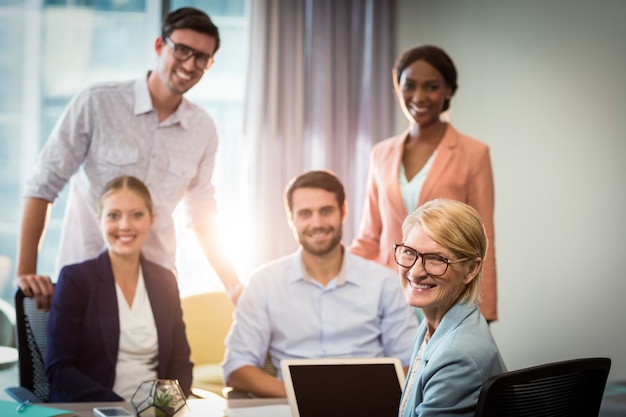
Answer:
[{"left": 281, "top": 357, "right": 406, "bottom": 417}]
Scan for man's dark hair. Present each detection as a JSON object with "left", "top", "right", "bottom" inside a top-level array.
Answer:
[
  {"left": 161, "top": 7, "right": 220, "bottom": 54},
  {"left": 284, "top": 170, "right": 346, "bottom": 216}
]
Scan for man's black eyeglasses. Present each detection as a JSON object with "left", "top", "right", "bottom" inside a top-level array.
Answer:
[
  {"left": 393, "top": 244, "right": 470, "bottom": 277},
  {"left": 164, "top": 37, "right": 214, "bottom": 70}
]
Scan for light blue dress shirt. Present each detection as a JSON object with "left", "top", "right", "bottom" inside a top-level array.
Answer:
[{"left": 222, "top": 248, "right": 419, "bottom": 383}]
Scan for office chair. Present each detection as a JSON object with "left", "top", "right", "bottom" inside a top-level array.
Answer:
[
  {"left": 4, "top": 288, "right": 51, "bottom": 403},
  {"left": 474, "top": 357, "right": 611, "bottom": 417},
  {"left": 180, "top": 291, "right": 234, "bottom": 396}
]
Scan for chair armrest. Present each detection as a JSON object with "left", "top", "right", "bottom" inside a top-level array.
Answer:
[{"left": 4, "top": 386, "right": 43, "bottom": 403}]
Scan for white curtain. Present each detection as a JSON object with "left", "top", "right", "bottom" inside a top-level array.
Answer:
[{"left": 241, "top": 0, "right": 396, "bottom": 271}]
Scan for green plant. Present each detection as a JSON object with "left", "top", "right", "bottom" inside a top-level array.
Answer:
[{"left": 153, "top": 390, "right": 176, "bottom": 417}]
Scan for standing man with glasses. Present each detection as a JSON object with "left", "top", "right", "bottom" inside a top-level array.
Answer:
[
  {"left": 222, "top": 170, "right": 419, "bottom": 398},
  {"left": 16, "top": 7, "right": 243, "bottom": 309}
]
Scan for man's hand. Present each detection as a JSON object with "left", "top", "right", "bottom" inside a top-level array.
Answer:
[
  {"left": 15, "top": 197, "right": 54, "bottom": 310},
  {"left": 15, "top": 274, "right": 54, "bottom": 311},
  {"left": 227, "top": 283, "right": 244, "bottom": 305}
]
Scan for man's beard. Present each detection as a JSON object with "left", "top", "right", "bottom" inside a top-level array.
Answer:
[{"left": 299, "top": 227, "right": 342, "bottom": 256}]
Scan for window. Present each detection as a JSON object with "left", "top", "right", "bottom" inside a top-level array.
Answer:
[{"left": 170, "top": 0, "right": 249, "bottom": 295}]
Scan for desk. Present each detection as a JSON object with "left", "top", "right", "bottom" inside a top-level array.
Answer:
[
  {"left": 600, "top": 394, "right": 626, "bottom": 417},
  {"left": 48, "top": 401, "right": 131, "bottom": 417},
  {"left": 45, "top": 394, "right": 289, "bottom": 417},
  {"left": 600, "top": 381, "right": 626, "bottom": 417},
  {"left": 46, "top": 393, "right": 626, "bottom": 417},
  {"left": 48, "top": 399, "right": 222, "bottom": 417},
  {"left": 0, "top": 346, "right": 18, "bottom": 370},
  {"left": 222, "top": 387, "right": 288, "bottom": 407}
]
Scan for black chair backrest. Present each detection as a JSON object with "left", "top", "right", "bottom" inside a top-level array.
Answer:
[
  {"left": 474, "top": 357, "right": 611, "bottom": 417},
  {"left": 14, "top": 288, "right": 50, "bottom": 402}
]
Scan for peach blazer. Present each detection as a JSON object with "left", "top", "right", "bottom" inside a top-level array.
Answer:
[{"left": 350, "top": 124, "right": 497, "bottom": 321}]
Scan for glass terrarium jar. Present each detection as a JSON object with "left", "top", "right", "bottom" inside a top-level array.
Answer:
[{"left": 131, "top": 379, "right": 188, "bottom": 417}]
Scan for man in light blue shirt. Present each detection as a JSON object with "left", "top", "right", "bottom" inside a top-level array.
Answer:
[{"left": 223, "top": 170, "right": 419, "bottom": 397}]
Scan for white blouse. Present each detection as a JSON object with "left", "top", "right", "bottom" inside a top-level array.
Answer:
[
  {"left": 113, "top": 267, "right": 159, "bottom": 400},
  {"left": 399, "top": 151, "right": 436, "bottom": 214}
]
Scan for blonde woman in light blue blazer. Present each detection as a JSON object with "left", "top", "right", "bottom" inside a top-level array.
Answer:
[{"left": 395, "top": 199, "right": 506, "bottom": 417}]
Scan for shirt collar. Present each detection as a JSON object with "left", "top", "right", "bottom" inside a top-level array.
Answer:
[
  {"left": 133, "top": 72, "right": 192, "bottom": 129},
  {"left": 288, "top": 246, "right": 353, "bottom": 287},
  {"left": 134, "top": 73, "right": 154, "bottom": 116}
]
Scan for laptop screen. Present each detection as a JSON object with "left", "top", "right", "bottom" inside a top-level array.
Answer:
[{"left": 281, "top": 358, "right": 405, "bottom": 417}]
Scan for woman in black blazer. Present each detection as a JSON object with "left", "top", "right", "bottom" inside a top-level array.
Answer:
[{"left": 45, "top": 175, "right": 192, "bottom": 402}]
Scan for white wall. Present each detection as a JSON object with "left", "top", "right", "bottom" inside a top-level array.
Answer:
[{"left": 396, "top": 0, "right": 626, "bottom": 381}]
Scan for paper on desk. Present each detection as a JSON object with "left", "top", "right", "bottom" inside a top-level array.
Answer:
[
  {"left": 224, "top": 403, "right": 292, "bottom": 417},
  {"left": 0, "top": 400, "right": 74, "bottom": 417}
]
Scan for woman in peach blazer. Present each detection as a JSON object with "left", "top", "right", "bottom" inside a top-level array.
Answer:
[{"left": 350, "top": 45, "right": 497, "bottom": 322}]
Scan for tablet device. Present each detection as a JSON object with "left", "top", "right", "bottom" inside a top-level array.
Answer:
[
  {"left": 93, "top": 407, "right": 134, "bottom": 417},
  {"left": 281, "top": 357, "right": 405, "bottom": 417}
]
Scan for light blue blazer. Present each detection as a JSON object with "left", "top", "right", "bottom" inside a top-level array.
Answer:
[{"left": 399, "top": 301, "right": 506, "bottom": 417}]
